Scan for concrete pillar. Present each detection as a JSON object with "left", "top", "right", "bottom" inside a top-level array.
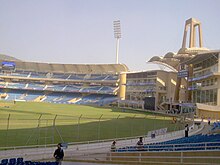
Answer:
[
  {"left": 217, "top": 79, "right": 220, "bottom": 106},
  {"left": 217, "top": 53, "right": 220, "bottom": 106},
  {"left": 182, "top": 26, "right": 188, "bottom": 48},
  {"left": 187, "top": 64, "right": 193, "bottom": 102},
  {"left": 198, "top": 24, "right": 203, "bottom": 47},
  {"left": 118, "top": 72, "right": 126, "bottom": 100},
  {"left": 174, "top": 77, "right": 181, "bottom": 102},
  {"left": 218, "top": 53, "right": 220, "bottom": 73},
  {"left": 181, "top": 18, "right": 203, "bottom": 49},
  {"left": 193, "top": 24, "right": 196, "bottom": 47},
  {"left": 174, "top": 64, "right": 181, "bottom": 103},
  {"left": 189, "top": 22, "right": 194, "bottom": 48}
]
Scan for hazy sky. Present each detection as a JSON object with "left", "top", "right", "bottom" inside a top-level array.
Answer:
[{"left": 0, "top": 0, "right": 219, "bottom": 71}]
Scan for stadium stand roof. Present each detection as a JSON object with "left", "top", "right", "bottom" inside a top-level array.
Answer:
[
  {"left": 0, "top": 54, "right": 21, "bottom": 61},
  {"left": 182, "top": 50, "right": 220, "bottom": 65},
  {"left": 0, "top": 54, "right": 128, "bottom": 74}
]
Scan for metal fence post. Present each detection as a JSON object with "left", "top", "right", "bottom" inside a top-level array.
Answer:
[
  {"left": 45, "top": 119, "right": 48, "bottom": 147},
  {"left": 130, "top": 115, "right": 136, "bottom": 137},
  {"left": 37, "top": 114, "right": 43, "bottom": 145},
  {"left": 53, "top": 115, "right": 57, "bottom": 144},
  {"left": 115, "top": 115, "right": 120, "bottom": 139},
  {"left": 154, "top": 112, "right": 156, "bottom": 130},
  {"left": 144, "top": 115, "right": 147, "bottom": 136},
  {"left": 139, "top": 152, "right": 141, "bottom": 162},
  {"left": 54, "top": 115, "right": 64, "bottom": 143},
  {"left": 6, "top": 114, "right": 11, "bottom": 147},
  {"left": 98, "top": 114, "right": 103, "bottom": 141},
  {"left": 180, "top": 152, "right": 183, "bottom": 163},
  {"left": 78, "top": 114, "right": 82, "bottom": 139}
]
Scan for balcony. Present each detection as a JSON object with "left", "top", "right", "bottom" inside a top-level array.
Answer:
[
  {"left": 189, "top": 72, "right": 213, "bottom": 82},
  {"left": 188, "top": 85, "right": 199, "bottom": 91},
  {"left": 126, "top": 82, "right": 156, "bottom": 86}
]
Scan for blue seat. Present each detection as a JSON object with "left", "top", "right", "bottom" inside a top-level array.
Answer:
[
  {"left": 117, "top": 133, "right": 220, "bottom": 152},
  {"left": 24, "top": 161, "right": 32, "bottom": 165},
  {"left": 31, "top": 162, "right": 40, "bottom": 165},
  {"left": 1, "top": 159, "right": 8, "bottom": 165},
  {"left": 9, "top": 158, "right": 16, "bottom": 165},
  {"left": 17, "top": 158, "right": 23, "bottom": 164},
  {"left": 16, "top": 163, "right": 24, "bottom": 165},
  {"left": 39, "top": 162, "right": 46, "bottom": 165},
  {"left": 46, "top": 162, "right": 56, "bottom": 165}
]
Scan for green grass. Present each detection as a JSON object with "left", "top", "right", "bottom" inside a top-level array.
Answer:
[{"left": 0, "top": 101, "right": 184, "bottom": 147}]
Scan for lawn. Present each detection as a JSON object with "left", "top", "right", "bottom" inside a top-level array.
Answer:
[{"left": 0, "top": 101, "right": 184, "bottom": 147}]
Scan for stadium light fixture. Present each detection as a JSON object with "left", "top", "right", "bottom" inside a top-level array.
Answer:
[{"left": 113, "top": 20, "right": 121, "bottom": 64}]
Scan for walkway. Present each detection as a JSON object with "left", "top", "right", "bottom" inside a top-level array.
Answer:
[{"left": 63, "top": 162, "right": 117, "bottom": 165}]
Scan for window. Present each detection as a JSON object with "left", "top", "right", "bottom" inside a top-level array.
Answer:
[
  {"left": 214, "top": 89, "right": 217, "bottom": 105},
  {"left": 210, "top": 89, "right": 214, "bottom": 103},
  {"left": 196, "top": 90, "right": 201, "bottom": 103},
  {"left": 201, "top": 90, "right": 205, "bottom": 103},
  {"left": 205, "top": 90, "right": 210, "bottom": 103},
  {"left": 206, "top": 80, "right": 210, "bottom": 86},
  {"left": 192, "top": 91, "right": 196, "bottom": 103}
]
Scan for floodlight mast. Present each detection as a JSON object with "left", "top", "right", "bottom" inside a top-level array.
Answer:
[{"left": 113, "top": 20, "right": 121, "bottom": 64}]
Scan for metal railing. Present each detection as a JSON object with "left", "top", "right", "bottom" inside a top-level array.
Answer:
[
  {"left": 116, "top": 141, "right": 220, "bottom": 152},
  {"left": 105, "top": 151, "right": 220, "bottom": 165},
  {"left": 0, "top": 123, "right": 203, "bottom": 161},
  {"left": 0, "top": 113, "right": 186, "bottom": 148}
]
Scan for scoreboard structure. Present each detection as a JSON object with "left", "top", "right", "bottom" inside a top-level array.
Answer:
[{"left": 1, "top": 61, "right": 16, "bottom": 71}]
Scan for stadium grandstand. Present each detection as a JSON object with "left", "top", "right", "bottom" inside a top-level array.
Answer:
[
  {"left": 0, "top": 18, "right": 220, "bottom": 165},
  {"left": 0, "top": 55, "right": 128, "bottom": 106}
]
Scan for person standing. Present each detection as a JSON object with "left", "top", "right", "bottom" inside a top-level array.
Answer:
[
  {"left": 136, "top": 137, "right": 144, "bottom": 150},
  {"left": 185, "top": 124, "right": 189, "bottom": 137},
  {"left": 208, "top": 117, "right": 211, "bottom": 125},
  {"left": 54, "top": 143, "right": 64, "bottom": 165},
  {"left": 111, "top": 140, "right": 116, "bottom": 152}
]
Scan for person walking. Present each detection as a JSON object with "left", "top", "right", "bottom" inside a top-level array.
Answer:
[{"left": 54, "top": 143, "right": 64, "bottom": 165}]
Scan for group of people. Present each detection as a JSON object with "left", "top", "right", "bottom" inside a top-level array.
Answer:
[
  {"left": 53, "top": 138, "right": 144, "bottom": 164},
  {"left": 54, "top": 123, "right": 193, "bottom": 164},
  {"left": 201, "top": 116, "right": 211, "bottom": 125},
  {"left": 111, "top": 137, "right": 144, "bottom": 152},
  {"left": 54, "top": 122, "right": 193, "bottom": 162}
]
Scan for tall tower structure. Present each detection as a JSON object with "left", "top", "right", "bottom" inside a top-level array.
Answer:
[
  {"left": 147, "top": 18, "right": 210, "bottom": 109},
  {"left": 181, "top": 18, "right": 203, "bottom": 49},
  {"left": 113, "top": 20, "right": 121, "bottom": 64},
  {"left": 174, "top": 18, "right": 207, "bottom": 103}
]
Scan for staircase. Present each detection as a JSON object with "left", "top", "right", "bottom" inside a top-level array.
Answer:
[
  {"left": 34, "top": 95, "right": 46, "bottom": 102},
  {"left": 68, "top": 97, "right": 82, "bottom": 103},
  {"left": 0, "top": 93, "right": 8, "bottom": 99}
]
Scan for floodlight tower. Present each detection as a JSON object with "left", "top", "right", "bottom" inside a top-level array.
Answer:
[{"left": 113, "top": 20, "right": 121, "bottom": 64}]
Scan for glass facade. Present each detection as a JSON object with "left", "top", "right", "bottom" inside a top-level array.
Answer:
[
  {"left": 190, "top": 53, "right": 219, "bottom": 106},
  {"left": 192, "top": 89, "right": 217, "bottom": 105},
  {"left": 126, "top": 71, "right": 157, "bottom": 101}
]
